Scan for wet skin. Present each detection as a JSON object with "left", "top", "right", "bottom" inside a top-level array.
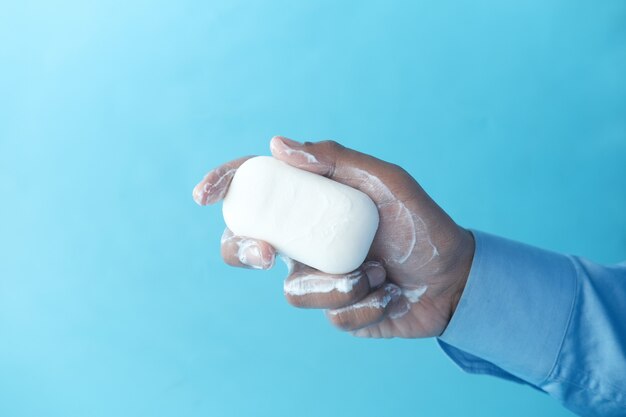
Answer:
[{"left": 193, "top": 137, "right": 474, "bottom": 338}]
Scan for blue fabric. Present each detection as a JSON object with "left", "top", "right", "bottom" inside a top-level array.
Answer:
[{"left": 438, "top": 230, "right": 626, "bottom": 417}]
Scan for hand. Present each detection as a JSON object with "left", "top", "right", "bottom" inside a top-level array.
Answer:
[{"left": 193, "top": 137, "right": 474, "bottom": 338}]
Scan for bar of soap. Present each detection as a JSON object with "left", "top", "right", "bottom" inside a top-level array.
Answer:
[{"left": 222, "top": 156, "right": 379, "bottom": 274}]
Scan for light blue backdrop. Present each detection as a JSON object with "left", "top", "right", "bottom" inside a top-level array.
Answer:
[{"left": 1, "top": 1, "right": 624, "bottom": 416}]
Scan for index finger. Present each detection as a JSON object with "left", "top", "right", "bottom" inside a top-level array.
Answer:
[
  {"left": 192, "top": 156, "right": 254, "bottom": 205},
  {"left": 269, "top": 137, "right": 420, "bottom": 205}
]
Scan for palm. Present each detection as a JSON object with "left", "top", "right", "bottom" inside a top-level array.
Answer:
[{"left": 352, "top": 172, "right": 472, "bottom": 338}]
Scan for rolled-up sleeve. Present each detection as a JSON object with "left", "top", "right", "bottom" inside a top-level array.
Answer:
[{"left": 438, "top": 230, "right": 626, "bottom": 417}]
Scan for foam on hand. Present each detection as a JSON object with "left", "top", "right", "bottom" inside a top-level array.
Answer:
[{"left": 222, "top": 156, "right": 380, "bottom": 274}]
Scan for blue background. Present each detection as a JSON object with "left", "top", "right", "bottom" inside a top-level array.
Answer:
[{"left": 1, "top": 1, "right": 625, "bottom": 416}]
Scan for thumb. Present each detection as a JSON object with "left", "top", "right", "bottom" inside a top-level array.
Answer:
[{"left": 269, "top": 136, "right": 420, "bottom": 204}]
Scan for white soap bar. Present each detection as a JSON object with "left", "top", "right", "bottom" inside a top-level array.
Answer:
[{"left": 222, "top": 156, "right": 379, "bottom": 274}]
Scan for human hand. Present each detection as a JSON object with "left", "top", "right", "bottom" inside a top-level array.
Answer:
[{"left": 193, "top": 137, "right": 474, "bottom": 338}]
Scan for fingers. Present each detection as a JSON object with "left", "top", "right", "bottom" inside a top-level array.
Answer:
[
  {"left": 269, "top": 136, "right": 420, "bottom": 204},
  {"left": 220, "top": 228, "right": 275, "bottom": 270},
  {"left": 349, "top": 301, "right": 413, "bottom": 338},
  {"left": 280, "top": 256, "right": 410, "bottom": 333},
  {"left": 192, "top": 156, "right": 254, "bottom": 206},
  {"left": 283, "top": 261, "right": 386, "bottom": 309},
  {"left": 196, "top": 157, "right": 273, "bottom": 270},
  {"left": 325, "top": 284, "right": 403, "bottom": 331}
]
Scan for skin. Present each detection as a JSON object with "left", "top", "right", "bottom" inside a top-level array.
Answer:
[{"left": 193, "top": 137, "right": 475, "bottom": 338}]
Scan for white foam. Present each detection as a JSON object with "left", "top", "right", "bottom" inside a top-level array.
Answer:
[
  {"left": 284, "top": 271, "right": 361, "bottom": 296},
  {"left": 278, "top": 254, "right": 295, "bottom": 274},
  {"left": 327, "top": 285, "right": 398, "bottom": 315},
  {"left": 403, "top": 285, "right": 428, "bottom": 303},
  {"left": 270, "top": 138, "right": 320, "bottom": 164},
  {"left": 194, "top": 168, "right": 236, "bottom": 204},
  {"left": 338, "top": 167, "right": 439, "bottom": 266},
  {"left": 237, "top": 239, "right": 263, "bottom": 269}
]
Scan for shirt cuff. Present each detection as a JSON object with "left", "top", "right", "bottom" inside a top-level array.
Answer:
[{"left": 437, "top": 230, "right": 577, "bottom": 385}]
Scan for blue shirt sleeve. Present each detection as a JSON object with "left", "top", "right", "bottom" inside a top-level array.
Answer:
[{"left": 437, "top": 230, "right": 626, "bottom": 417}]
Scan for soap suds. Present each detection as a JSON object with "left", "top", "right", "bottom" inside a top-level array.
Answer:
[
  {"left": 220, "top": 228, "right": 234, "bottom": 245},
  {"left": 327, "top": 285, "right": 399, "bottom": 316},
  {"left": 386, "top": 285, "right": 428, "bottom": 320},
  {"left": 270, "top": 138, "right": 320, "bottom": 164},
  {"left": 282, "top": 147, "right": 319, "bottom": 164},
  {"left": 278, "top": 253, "right": 295, "bottom": 274},
  {"left": 338, "top": 167, "right": 438, "bottom": 268},
  {"left": 284, "top": 270, "right": 362, "bottom": 296},
  {"left": 193, "top": 168, "right": 236, "bottom": 205},
  {"left": 222, "top": 229, "right": 273, "bottom": 269},
  {"left": 382, "top": 201, "right": 416, "bottom": 264},
  {"left": 403, "top": 285, "right": 428, "bottom": 303},
  {"left": 237, "top": 239, "right": 264, "bottom": 269}
]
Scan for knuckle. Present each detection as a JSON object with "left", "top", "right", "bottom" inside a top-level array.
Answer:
[
  {"left": 335, "top": 278, "right": 370, "bottom": 306},
  {"left": 318, "top": 140, "right": 344, "bottom": 152},
  {"left": 387, "top": 162, "right": 410, "bottom": 177},
  {"left": 282, "top": 275, "right": 317, "bottom": 308}
]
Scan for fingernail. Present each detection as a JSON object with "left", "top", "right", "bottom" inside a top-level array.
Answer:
[
  {"left": 272, "top": 136, "right": 301, "bottom": 148},
  {"left": 192, "top": 184, "right": 204, "bottom": 205},
  {"left": 270, "top": 136, "right": 321, "bottom": 168},
  {"left": 193, "top": 183, "right": 213, "bottom": 206},
  {"left": 364, "top": 263, "right": 386, "bottom": 288},
  {"left": 386, "top": 284, "right": 402, "bottom": 302},
  {"left": 192, "top": 175, "right": 209, "bottom": 205},
  {"left": 238, "top": 240, "right": 264, "bottom": 269},
  {"left": 191, "top": 168, "right": 235, "bottom": 206},
  {"left": 384, "top": 284, "right": 406, "bottom": 318}
]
